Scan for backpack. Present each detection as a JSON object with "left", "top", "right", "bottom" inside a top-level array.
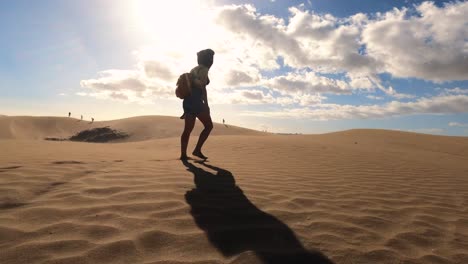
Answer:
[{"left": 175, "top": 73, "right": 192, "bottom": 99}]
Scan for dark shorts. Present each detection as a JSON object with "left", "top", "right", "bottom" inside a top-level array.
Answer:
[{"left": 183, "top": 87, "right": 204, "bottom": 115}]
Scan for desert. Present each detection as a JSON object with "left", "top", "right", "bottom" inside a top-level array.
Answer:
[{"left": 1, "top": 115, "right": 467, "bottom": 264}]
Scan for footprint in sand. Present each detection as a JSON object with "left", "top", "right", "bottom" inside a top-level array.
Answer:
[
  {"left": 0, "top": 202, "right": 28, "bottom": 210},
  {"left": 0, "top": 166, "right": 22, "bottom": 170},
  {"left": 51, "top": 161, "right": 85, "bottom": 165},
  {"left": 0, "top": 165, "right": 22, "bottom": 173}
]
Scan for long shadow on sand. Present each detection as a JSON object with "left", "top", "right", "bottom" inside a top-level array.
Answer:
[{"left": 183, "top": 160, "right": 333, "bottom": 264}]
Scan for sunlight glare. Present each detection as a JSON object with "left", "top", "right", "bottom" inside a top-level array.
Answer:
[{"left": 132, "top": 0, "right": 215, "bottom": 52}]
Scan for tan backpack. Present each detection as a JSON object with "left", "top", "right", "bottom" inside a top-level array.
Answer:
[{"left": 175, "top": 73, "right": 192, "bottom": 99}]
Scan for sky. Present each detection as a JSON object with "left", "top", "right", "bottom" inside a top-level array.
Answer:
[{"left": 1, "top": 0, "right": 467, "bottom": 135}]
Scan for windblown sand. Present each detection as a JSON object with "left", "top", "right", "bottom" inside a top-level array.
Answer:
[{"left": 1, "top": 116, "right": 467, "bottom": 264}]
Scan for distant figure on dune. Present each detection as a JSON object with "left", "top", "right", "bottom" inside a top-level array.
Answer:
[
  {"left": 223, "top": 118, "right": 225, "bottom": 124},
  {"left": 91, "top": 117, "right": 94, "bottom": 123},
  {"left": 68, "top": 112, "right": 71, "bottom": 117},
  {"left": 81, "top": 115, "right": 83, "bottom": 121},
  {"left": 180, "top": 49, "right": 215, "bottom": 160}
]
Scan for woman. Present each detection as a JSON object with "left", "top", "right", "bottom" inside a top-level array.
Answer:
[{"left": 180, "top": 49, "right": 215, "bottom": 160}]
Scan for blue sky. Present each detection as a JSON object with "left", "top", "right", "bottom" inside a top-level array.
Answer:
[{"left": 1, "top": 0, "right": 467, "bottom": 135}]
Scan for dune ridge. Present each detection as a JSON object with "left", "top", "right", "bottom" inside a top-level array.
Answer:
[
  {"left": 0, "top": 115, "right": 265, "bottom": 141},
  {"left": 1, "top": 116, "right": 468, "bottom": 263}
]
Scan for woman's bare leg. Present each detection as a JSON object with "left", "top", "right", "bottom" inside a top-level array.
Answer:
[
  {"left": 193, "top": 111, "right": 213, "bottom": 159},
  {"left": 180, "top": 114, "right": 196, "bottom": 159}
]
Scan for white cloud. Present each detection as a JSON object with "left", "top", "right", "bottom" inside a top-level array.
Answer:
[
  {"left": 212, "top": 1, "right": 467, "bottom": 101},
  {"left": 242, "top": 94, "right": 468, "bottom": 120},
  {"left": 225, "top": 69, "right": 261, "bottom": 86},
  {"left": 449, "top": 122, "right": 468, "bottom": 127},
  {"left": 143, "top": 60, "right": 176, "bottom": 80},
  {"left": 287, "top": 7, "right": 337, "bottom": 40},
  {"left": 216, "top": 5, "right": 303, "bottom": 66},
  {"left": 294, "top": 93, "right": 326, "bottom": 106},
  {"left": 263, "top": 71, "right": 350, "bottom": 94},
  {"left": 443, "top": 87, "right": 468, "bottom": 95},
  {"left": 383, "top": 86, "right": 415, "bottom": 99},
  {"left": 366, "top": 95, "right": 384, "bottom": 100},
  {"left": 216, "top": 2, "right": 468, "bottom": 81},
  {"left": 209, "top": 89, "right": 324, "bottom": 106},
  {"left": 81, "top": 70, "right": 145, "bottom": 91},
  {"left": 208, "top": 89, "right": 270, "bottom": 105},
  {"left": 362, "top": 2, "right": 468, "bottom": 82},
  {"left": 217, "top": 5, "right": 379, "bottom": 74},
  {"left": 348, "top": 74, "right": 374, "bottom": 90},
  {"left": 407, "top": 128, "right": 445, "bottom": 135},
  {"left": 241, "top": 90, "right": 263, "bottom": 100},
  {"left": 108, "top": 92, "right": 130, "bottom": 100}
]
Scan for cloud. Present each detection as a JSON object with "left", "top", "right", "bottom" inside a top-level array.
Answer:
[
  {"left": 209, "top": 1, "right": 467, "bottom": 101},
  {"left": 443, "top": 87, "right": 468, "bottom": 95},
  {"left": 366, "top": 95, "right": 384, "bottom": 100},
  {"left": 287, "top": 7, "right": 337, "bottom": 40},
  {"left": 225, "top": 69, "right": 260, "bottom": 86},
  {"left": 216, "top": 2, "right": 468, "bottom": 81},
  {"left": 362, "top": 1, "right": 468, "bottom": 82},
  {"left": 109, "top": 92, "right": 129, "bottom": 100},
  {"left": 209, "top": 88, "right": 324, "bottom": 106},
  {"left": 362, "top": 74, "right": 415, "bottom": 99},
  {"left": 216, "top": 5, "right": 304, "bottom": 66},
  {"left": 449, "top": 122, "right": 468, "bottom": 127},
  {"left": 263, "top": 71, "right": 350, "bottom": 94},
  {"left": 241, "top": 90, "right": 263, "bottom": 100},
  {"left": 348, "top": 74, "right": 374, "bottom": 90},
  {"left": 383, "top": 86, "right": 415, "bottom": 99},
  {"left": 217, "top": 5, "right": 378, "bottom": 73},
  {"left": 294, "top": 93, "right": 326, "bottom": 106},
  {"left": 143, "top": 61, "right": 175, "bottom": 80},
  {"left": 79, "top": 1, "right": 468, "bottom": 112},
  {"left": 80, "top": 70, "right": 147, "bottom": 92},
  {"left": 407, "top": 128, "right": 445, "bottom": 135},
  {"left": 242, "top": 94, "right": 468, "bottom": 120},
  {"left": 80, "top": 63, "right": 177, "bottom": 103}
]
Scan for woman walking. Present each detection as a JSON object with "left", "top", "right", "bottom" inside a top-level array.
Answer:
[{"left": 180, "top": 49, "right": 215, "bottom": 160}]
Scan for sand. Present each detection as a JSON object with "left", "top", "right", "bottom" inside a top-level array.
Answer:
[{"left": 1, "top": 115, "right": 467, "bottom": 264}]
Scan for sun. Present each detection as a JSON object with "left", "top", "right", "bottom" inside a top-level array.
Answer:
[{"left": 131, "top": 0, "right": 215, "bottom": 51}]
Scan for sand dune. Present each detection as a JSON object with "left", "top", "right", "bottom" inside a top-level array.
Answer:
[
  {"left": 1, "top": 116, "right": 468, "bottom": 264},
  {"left": 0, "top": 115, "right": 264, "bottom": 141}
]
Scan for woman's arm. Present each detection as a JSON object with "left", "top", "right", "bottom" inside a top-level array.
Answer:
[
  {"left": 195, "top": 66, "right": 209, "bottom": 107},
  {"left": 203, "top": 86, "right": 208, "bottom": 107},
  {"left": 192, "top": 77, "right": 208, "bottom": 88}
]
